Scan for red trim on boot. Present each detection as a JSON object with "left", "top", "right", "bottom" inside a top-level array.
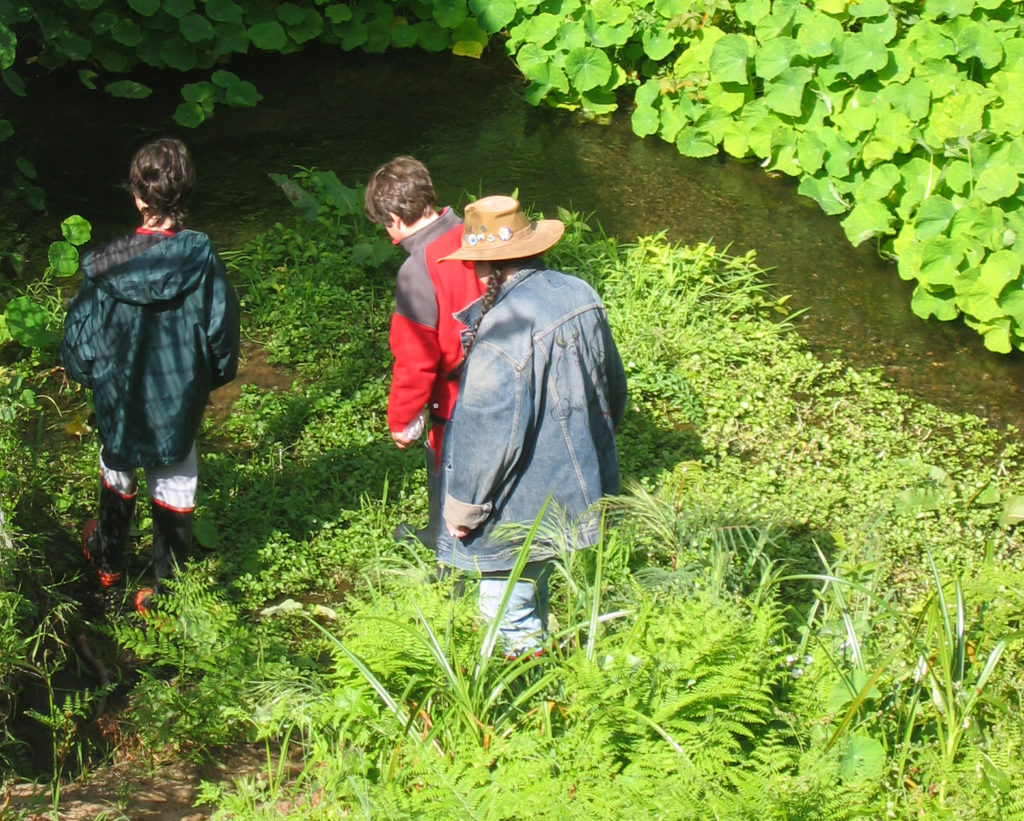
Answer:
[
  {"left": 134, "top": 588, "right": 156, "bottom": 615},
  {"left": 81, "top": 519, "right": 123, "bottom": 588}
]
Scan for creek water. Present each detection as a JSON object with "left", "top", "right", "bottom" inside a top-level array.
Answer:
[{"left": 5, "top": 46, "right": 1023, "bottom": 429}]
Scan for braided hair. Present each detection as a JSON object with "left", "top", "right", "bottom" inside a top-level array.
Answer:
[{"left": 448, "top": 258, "right": 535, "bottom": 382}]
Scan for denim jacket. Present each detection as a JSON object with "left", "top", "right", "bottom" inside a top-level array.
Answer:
[{"left": 439, "top": 266, "right": 627, "bottom": 572}]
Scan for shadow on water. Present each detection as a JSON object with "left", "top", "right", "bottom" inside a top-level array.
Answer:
[{"left": 4, "top": 45, "right": 1023, "bottom": 428}]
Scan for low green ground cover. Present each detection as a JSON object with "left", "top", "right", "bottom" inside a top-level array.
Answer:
[{"left": 2, "top": 173, "right": 1023, "bottom": 818}]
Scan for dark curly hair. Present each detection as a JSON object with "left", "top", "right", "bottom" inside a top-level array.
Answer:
[{"left": 128, "top": 138, "right": 195, "bottom": 229}]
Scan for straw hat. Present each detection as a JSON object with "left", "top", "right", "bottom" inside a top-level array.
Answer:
[{"left": 439, "top": 195, "right": 565, "bottom": 261}]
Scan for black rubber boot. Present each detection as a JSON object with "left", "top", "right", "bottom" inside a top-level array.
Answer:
[
  {"left": 82, "top": 483, "right": 136, "bottom": 588},
  {"left": 151, "top": 502, "right": 193, "bottom": 585},
  {"left": 393, "top": 445, "right": 442, "bottom": 550},
  {"left": 419, "top": 445, "right": 441, "bottom": 550}
]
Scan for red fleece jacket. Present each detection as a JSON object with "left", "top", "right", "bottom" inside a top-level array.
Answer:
[{"left": 388, "top": 207, "right": 485, "bottom": 453}]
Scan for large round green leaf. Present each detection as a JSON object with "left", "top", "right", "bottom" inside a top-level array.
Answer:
[
  {"left": 794, "top": 8, "right": 842, "bottom": 59},
  {"left": 285, "top": 9, "right": 323, "bottom": 44},
  {"left": 564, "top": 47, "right": 611, "bottom": 92},
  {"left": 516, "top": 42, "right": 552, "bottom": 84},
  {"left": 581, "top": 87, "right": 619, "bottom": 116},
  {"left": 911, "top": 283, "right": 959, "bottom": 320},
  {"left": 48, "top": 241, "right": 80, "bottom": 277},
  {"left": 975, "top": 164, "right": 1020, "bottom": 204},
  {"left": 642, "top": 27, "right": 676, "bottom": 61},
  {"left": 796, "top": 131, "right": 827, "bottom": 175},
  {"left": 4, "top": 296, "right": 57, "bottom": 349},
  {"left": 105, "top": 80, "right": 153, "bottom": 99},
  {"left": 174, "top": 101, "right": 206, "bottom": 128},
  {"left": 720, "top": 120, "right": 750, "bottom": 159},
  {"left": 433, "top": 0, "right": 468, "bottom": 29},
  {"left": 659, "top": 96, "right": 695, "bottom": 143},
  {"left": 655, "top": 0, "right": 689, "bottom": 17},
  {"left": 853, "top": 163, "right": 900, "bottom": 203},
  {"left": 180, "top": 13, "right": 215, "bottom": 43},
  {"left": 709, "top": 34, "right": 748, "bottom": 86},
  {"left": 91, "top": 12, "right": 118, "bottom": 35},
  {"left": 160, "top": 39, "right": 198, "bottom": 71},
  {"left": 978, "top": 250, "right": 1022, "bottom": 294},
  {"left": 705, "top": 82, "right": 747, "bottom": 114},
  {"left": 798, "top": 175, "right": 849, "bottom": 215},
  {"left": 950, "top": 18, "right": 1004, "bottom": 69},
  {"left": 325, "top": 4, "right": 353, "bottom": 25},
  {"left": 914, "top": 196, "right": 956, "bottom": 239},
  {"left": 451, "top": 17, "right": 487, "bottom": 58},
  {"left": 905, "top": 20, "right": 956, "bottom": 61},
  {"left": 182, "top": 81, "right": 217, "bottom": 113},
  {"left": 128, "top": 0, "right": 160, "bottom": 16},
  {"left": 3, "top": 69, "right": 25, "bottom": 97},
  {"left": 922, "top": 0, "right": 973, "bottom": 19},
  {"left": 850, "top": 0, "right": 889, "bottom": 17},
  {"left": 980, "top": 318, "right": 1012, "bottom": 352},
  {"left": 163, "top": 0, "right": 194, "bottom": 18},
  {"left": 919, "top": 236, "right": 964, "bottom": 285},
  {"left": 1, "top": 24, "right": 17, "bottom": 72},
  {"left": 762, "top": 66, "right": 811, "bottom": 117},
  {"left": 215, "top": 21, "right": 249, "bottom": 53},
  {"left": 14, "top": 156, "right": 35, "bottom": 180},
  {"left": 340, "top": 20, "right": 368, "bottom": 51},
  {"left": 61, "top": 215, "right": 92, "bottom": 247},
  {"left": 415, "top": 21, "right": 450, "bottom": 53},
  {"left": 734, "top": 0, "right": 771, "bottom": 26},
  {"left": 631, "top": 103, "right": 660, "bottom": 138},
  {"left": 557, "top": 18, "right": 587, "bottom": 52},
  {"left": 951, "top": 202, "right": 1005, "bottom": 250},
  {"left": 923, "top": 90, "right": 990, "bottom": 147},
  {"left": 842, "top": 200, "right": 896, "bottom": 246},
  {"left": 277, "top": 2, "right": 305, "bottom": 26},
  {"left": 206, "top": 0, "right": 244, "bottom": 24},
  {"left": 388, "top": 18, "right": 418, "bottom": 48},
  {"left": 838, "top": 30, "right": 889, "bottom": 79},
  {"left": 111, "top": 18, "right": 143, "bottom": 46},
  {"left": 516, "top": 13, "right": 560, "bottom": 48},
  {"left": 249, "top": 21, "right": 287, "bottom": 50},
  {"left": 755, "top": 36, "right": 798, "bottom": 81},
  {"left": 226, "top": 80, "right": 260, "bottom": 108},
  {"left": 55, "top": 31, "right": 92, "bottom": 61},
  {"left": 211, "top": 69, "right": 239, "bottom": 88},
  {"left": 676, "top": 126, "right": 718, "bottom": 158},
  {"left": 468, "top": 0, "right": 515, "bottom": 33}
]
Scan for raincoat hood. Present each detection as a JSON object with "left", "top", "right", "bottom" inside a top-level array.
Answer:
[{"left": 84, "top": 230, "right": 214, "bottom": 306}]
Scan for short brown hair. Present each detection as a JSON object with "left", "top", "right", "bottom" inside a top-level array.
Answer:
[
  {"left": 364, "top": 156, "right": 436, "bottom": 226},
  {"left": 129, "top": 138, "right": 195, "bottom": 229}
]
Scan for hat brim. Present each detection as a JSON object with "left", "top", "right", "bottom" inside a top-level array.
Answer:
[{"left": 439, "top": 219, "right": 565, "bottom": 262}]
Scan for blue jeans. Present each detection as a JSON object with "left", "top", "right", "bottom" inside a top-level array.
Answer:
[{"left": 477, "top": 560, "right": 553, "bottom": 658}]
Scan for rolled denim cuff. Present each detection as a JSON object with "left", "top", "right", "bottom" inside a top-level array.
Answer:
[{"left": 443, "top": 494, "right": 491, "bottom": 530}]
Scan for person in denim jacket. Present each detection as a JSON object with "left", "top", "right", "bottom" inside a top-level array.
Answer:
[{"left": 437, "top": 195, "right": 627, "bottom": 657}]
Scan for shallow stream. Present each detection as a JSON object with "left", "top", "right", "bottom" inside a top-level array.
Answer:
[{"left": 5, "top": 46, "right": 1023, "bottom": 428}]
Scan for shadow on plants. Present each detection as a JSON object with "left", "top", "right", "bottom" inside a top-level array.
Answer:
[{"left": 616, "top": 399, "right": 705, "bottom": 486}]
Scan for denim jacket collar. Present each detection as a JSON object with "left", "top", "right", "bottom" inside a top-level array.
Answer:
[{"left": 454, "top": 265, "right": 538, "bottom": 332}]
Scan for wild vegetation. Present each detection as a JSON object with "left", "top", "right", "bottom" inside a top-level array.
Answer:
[
  {"left": 1, "top": 170, "right": 1022, "bottom": 818},
  {"left": 3, "top": 0, "right": 1024, "bottom": 351}
]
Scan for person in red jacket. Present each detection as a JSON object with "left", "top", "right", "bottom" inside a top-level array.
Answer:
[{"left": 365, "top": 157, "right": 485, "bottom": 552}]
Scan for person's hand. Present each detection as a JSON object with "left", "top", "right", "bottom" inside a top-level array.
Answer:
[
  {"left": 391, "top": 410, "right": 426, "bottom": 449},
  {"left": 445, "top": 520, "right": 470, "bottom": 540},
  {"left": 390, "top": 429, "right": 415, "bottom": 449}
]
